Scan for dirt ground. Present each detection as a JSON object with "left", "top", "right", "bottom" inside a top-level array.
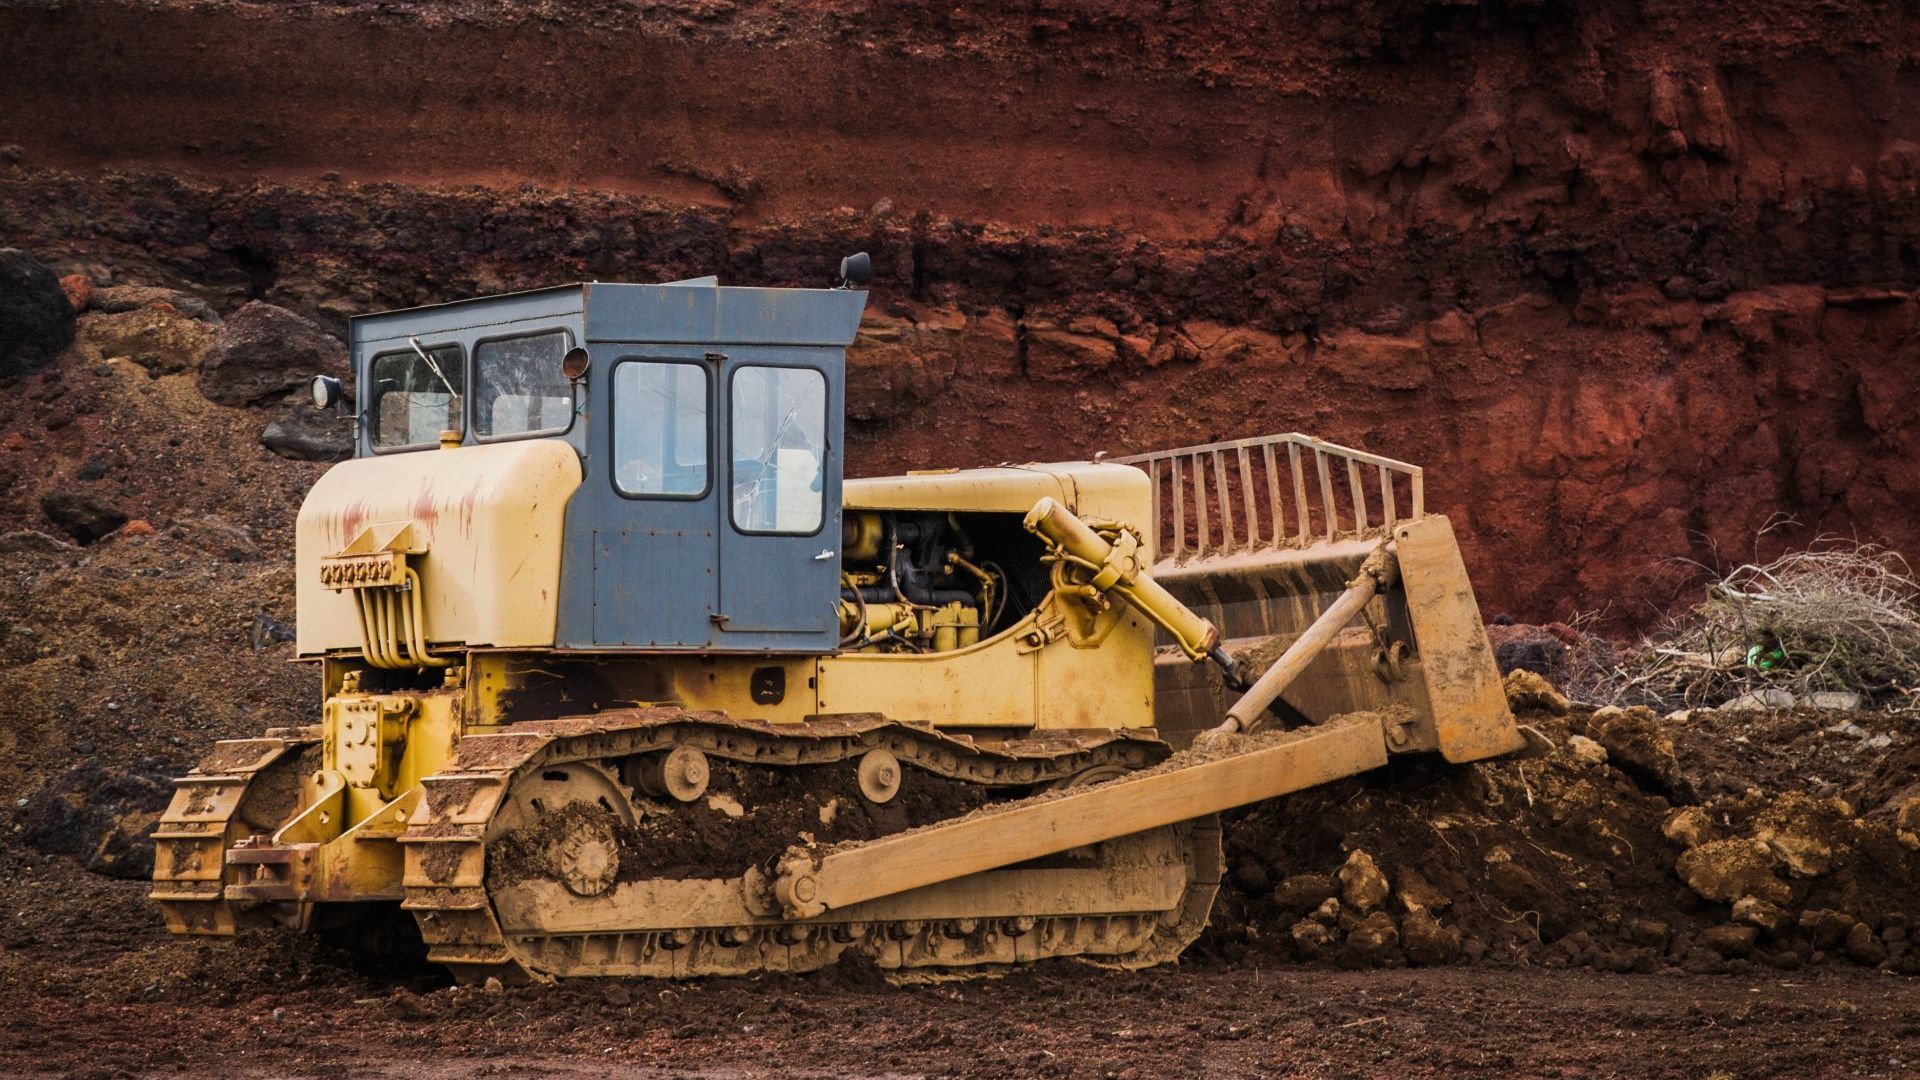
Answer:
[
  {"left": 7, "top": 688, "right": 1920, "bottom": 1078},
  {"left": 3, "top": 859, "right": 1919, "bottom": 1080}
]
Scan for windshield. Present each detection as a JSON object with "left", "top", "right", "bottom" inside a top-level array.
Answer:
[
  {"left": 370, "top": 343, "right": 465, "bottom": 450},
  {"left": 474, "top": 331, "right": 572, "bottom": 439}
]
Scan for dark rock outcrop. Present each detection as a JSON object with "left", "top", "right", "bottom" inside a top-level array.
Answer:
[
  {"left": 198, "top": 301, "right": 346, "bottom": 407},
  {"left": 260, "top": 401, "right": 353, "bottom": 460},
  {"left": 21, "top": 757, "right": 185, "bottom": 880},
  {"left": 39, "top": 490, "right": 128, "bottom": 545},
  {"left": 0, "top": 248, "right": 75, "bottom": 377}
]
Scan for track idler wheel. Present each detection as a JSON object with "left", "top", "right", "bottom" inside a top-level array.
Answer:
[
  {"left": 629, "top": 746, "right": 710, "bottom": 802},
  {"left": 857, "top": 749, "right": 902, "bottom": 804}
]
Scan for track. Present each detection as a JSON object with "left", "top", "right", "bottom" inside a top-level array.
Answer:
[
  {"left": 398, "top": 708, "right": 1222, "bottom": 981},
  {"left": 149, "top": 728, "right": 319, "bottom": 936}
]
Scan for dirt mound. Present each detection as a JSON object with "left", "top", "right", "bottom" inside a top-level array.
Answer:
[
  {"left": 1204, "top": 693, "right": 1920, "bottom": 976},
  {"left": 0, "top": 334, "right": 318, "bottom": 810}
]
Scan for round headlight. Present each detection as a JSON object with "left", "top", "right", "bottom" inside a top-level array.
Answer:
[
  {"left": 561, "top": 347, "right": 591, "bottom": 382},
  {"left": 310, "top": 374, "right": 343, "bottom": 410}
]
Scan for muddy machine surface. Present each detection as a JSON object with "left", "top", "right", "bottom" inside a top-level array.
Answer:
[{"left": 153, "top": 271, "right": 1523, "bottom": 981}]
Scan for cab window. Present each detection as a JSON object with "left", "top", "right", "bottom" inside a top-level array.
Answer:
[
  {"left": 730, "top": 366, "right": 826, "bottom": 534},
  {"left": 473, "top": 331, "right": 573, "bottom": 439},
  {"left": 613, "top": 361, "right": 709, "bottom": 497},
  {"left": 369, "top": 344, "right": 465, "bottom": 450}
]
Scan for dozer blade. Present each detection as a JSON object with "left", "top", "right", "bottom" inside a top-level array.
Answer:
[{"left": 1115, "top": 433, "right": 1524, "bottom": 761}]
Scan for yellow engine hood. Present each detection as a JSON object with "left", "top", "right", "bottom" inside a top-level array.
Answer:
[{"left": 295, "top": 440, "right": 582, "bottom": 657}]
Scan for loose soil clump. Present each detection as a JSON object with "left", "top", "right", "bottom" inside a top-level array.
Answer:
[
  {"left": 1204, "top": 676, "right": 1920, "bottom": 977},
  {"left": 489, "top": 759, "right": 992, "bottom": 887}
]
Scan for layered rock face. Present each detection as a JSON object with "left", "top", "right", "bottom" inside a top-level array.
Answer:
[{"left": 1, "top": 0, "right": 1916, "bottom": 624}]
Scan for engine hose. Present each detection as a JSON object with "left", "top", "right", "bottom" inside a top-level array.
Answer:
[
  {"left": 886, "top": 539, "right": 934, "bottom": 612},
  {"left": 981, "top": 561, "right": 1010, "bottom": 628},
  {"left": 838, "top": 573, "right": 870, "bottom": 648},
  {"left": 842, "top": 586, "right": 977, "bottom": 607},
  {"left": 850, "top": 630, "right": 924, "bottom": 654}
]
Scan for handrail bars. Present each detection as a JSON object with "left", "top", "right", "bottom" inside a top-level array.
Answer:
[{"left": 1112, "top": 432, "right": 1424, "bottom": 561}]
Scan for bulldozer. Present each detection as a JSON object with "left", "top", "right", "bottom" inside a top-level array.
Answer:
[{"left": 152, "top": 260, "right": 1524, "bottom": 981}]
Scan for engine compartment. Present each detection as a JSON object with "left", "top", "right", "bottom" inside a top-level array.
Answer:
[{"left": 835, "top": 510, "right": 1049, "bottom": 653}]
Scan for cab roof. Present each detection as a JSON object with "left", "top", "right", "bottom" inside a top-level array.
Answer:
[{"left": 350, "top": 279, "right": 867, "bottom": 349}]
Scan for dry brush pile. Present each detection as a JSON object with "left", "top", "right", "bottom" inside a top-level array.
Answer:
[{"left": 1572, "top": 541, "right": 1920, "bottom": 715}]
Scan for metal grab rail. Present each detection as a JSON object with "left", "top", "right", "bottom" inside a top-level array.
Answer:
[{"left": 1113, "top": 433, "right": 1424, "bottom": 561}]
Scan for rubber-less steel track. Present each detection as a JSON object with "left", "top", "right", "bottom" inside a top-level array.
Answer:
[
  {"left": 151, "top": 728, "right": 319, "bottom": 936},
  {"left": 400, "top": 707, "right": 1223, "bottom": 982}
]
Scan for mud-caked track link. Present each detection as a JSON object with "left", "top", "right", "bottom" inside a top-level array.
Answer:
[
  {"left": 151, "top": 728, "right": 320, "bottom": 935},
  {"left": 400, "top": 708, "right": 1223, "bottom": 982}
]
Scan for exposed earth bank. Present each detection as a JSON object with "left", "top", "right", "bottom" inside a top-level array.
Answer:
[{"left": 3, "top": 0, "right": 1920, "bottom": 625}]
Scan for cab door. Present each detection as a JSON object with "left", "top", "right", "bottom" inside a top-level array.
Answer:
[
  {"left": 583, "top": 347, "right": 720, "bottom": 647},
  {"left": 712, "top": 348, "right": 844, "bottom": 651}
]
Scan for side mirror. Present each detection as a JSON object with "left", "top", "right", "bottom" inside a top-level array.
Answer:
[
  {"left": 310, "top": 374, "right": 346, "bottom": 411},
  {"left": 837, "top": 251, "right": 872, "bottom": 288}
]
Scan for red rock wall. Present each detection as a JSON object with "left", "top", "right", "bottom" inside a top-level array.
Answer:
[{"left": 1, "top": 0, "right": 1916, "bottom": 625}]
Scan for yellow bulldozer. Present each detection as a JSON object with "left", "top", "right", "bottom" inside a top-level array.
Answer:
[{"left": 152, "top": 259, "right": 1523, "bottom": 981}]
